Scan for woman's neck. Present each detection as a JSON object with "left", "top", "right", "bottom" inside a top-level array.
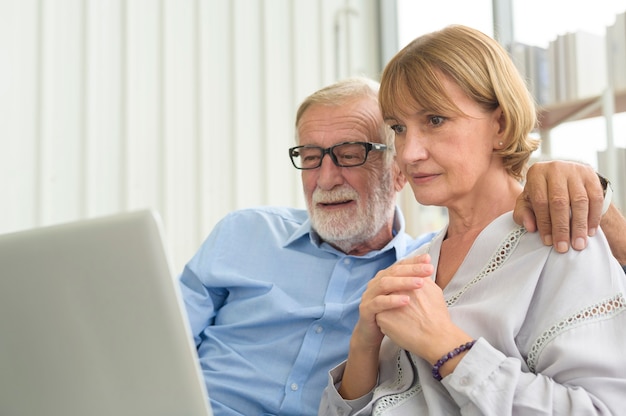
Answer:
[{"left": 445, "top": 176, "right": 521, "bottom": 239}]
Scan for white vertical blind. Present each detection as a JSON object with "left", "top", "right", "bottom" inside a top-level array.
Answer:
[{"left": 1, "top": 0, "right": 386, "bottom": 272}]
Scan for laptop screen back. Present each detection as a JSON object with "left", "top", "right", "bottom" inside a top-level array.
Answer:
[{"left": 0, "top": 210, "right": 212, "bottom": 416}]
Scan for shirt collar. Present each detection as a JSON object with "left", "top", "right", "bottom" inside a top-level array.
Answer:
[{"left": 283, "top": 206, "right": 408, "bottom": 259}]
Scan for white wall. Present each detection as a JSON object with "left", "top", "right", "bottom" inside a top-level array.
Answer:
[{"left": 0, "top": 0, "right": 386, "bottom": 271}]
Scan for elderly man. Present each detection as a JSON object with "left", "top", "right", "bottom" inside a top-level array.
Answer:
[{"left": 179, "top": 77, "right": 626, "bottom": 416}]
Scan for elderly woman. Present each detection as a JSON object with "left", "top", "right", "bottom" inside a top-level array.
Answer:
[{"left": 319, "top": 25, "right": 626, "bottom": 415}]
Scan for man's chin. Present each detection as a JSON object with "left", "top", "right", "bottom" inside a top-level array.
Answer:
[
  {"left": 313, "top": 219, "right": 369, "bottom": 245},
  {"left": 312, "top": 208, "right": 355, "bottom": 228},
  {"left": 318, "top": 230, "right": 359, "bottom": 244}
]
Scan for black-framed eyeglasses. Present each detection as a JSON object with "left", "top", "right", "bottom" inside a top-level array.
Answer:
[{"left": 288, "top": 141, "right": 388, "bottom": 170}]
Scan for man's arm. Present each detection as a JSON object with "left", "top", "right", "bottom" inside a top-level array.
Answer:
[{"left": 514, "top": 162, "right": 626, "bottom": 270}]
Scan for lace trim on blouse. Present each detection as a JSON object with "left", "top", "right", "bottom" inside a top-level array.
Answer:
[
  {"left": 371, "top": 227, "right": 527, "bottom": 414},
  {"left": 527, "top": 292, "right": 626, "bottom": 372},
  {"left": 369, "top": 224, "right": 626, "bottom": 413},
  {"left": 445, "top": 226, "right": 526, "bottom": 307},
  {"left": 372, "top": 350, "right": 423, "bottom": 415}
]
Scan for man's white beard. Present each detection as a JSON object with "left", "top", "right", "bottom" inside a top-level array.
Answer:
[{"left": 308, "top": 171, "right": 395, "bottom": 253}]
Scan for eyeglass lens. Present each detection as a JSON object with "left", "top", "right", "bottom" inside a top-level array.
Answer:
[{"left": 293, "top": 142, "right": 368, "bottom": 169}]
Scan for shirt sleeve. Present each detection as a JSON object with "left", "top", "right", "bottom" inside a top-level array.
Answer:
[
  {"left": 177, "top": 219, "right": 230, "bottom": 346},
  {"left": 318, "top": 362, "right": 374, "bottom": 416},
  {"left": 179, "top": 265, "right": 218, "bottom": 346}
]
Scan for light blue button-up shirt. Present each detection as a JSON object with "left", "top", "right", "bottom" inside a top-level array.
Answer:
[{"left": 179, "top": 206, "right": 434, "bottom": 415}]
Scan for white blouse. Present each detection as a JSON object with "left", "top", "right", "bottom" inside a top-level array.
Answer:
[{"left": 320, "top": 212, "right": 626, "bottom": 415}]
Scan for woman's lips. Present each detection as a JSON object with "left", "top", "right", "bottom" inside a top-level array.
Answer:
[{"left": 410, "top": 172, "right": 439, "bottom": 185}]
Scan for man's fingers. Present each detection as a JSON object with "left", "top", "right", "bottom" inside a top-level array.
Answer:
[
  {"left": 568, "top": 184, "right": 591, "bottom": 251},
  {"left": 513, "top": 191, "right": 538, "bottom": 232},
  {"left": 584, "top": 181, "right": 604, "bottom": 238},
  {"left": 546, "top": 193, "right": 573, "bottom": 253},
  {"left": 518, "top": 161, "right": 605, "bottom": 253},
  {"left": 519, "top": 175, "right": 574, "bottom": 252},
  {"left": 527, "top": 186, "right": 558, "bottom": 247}
]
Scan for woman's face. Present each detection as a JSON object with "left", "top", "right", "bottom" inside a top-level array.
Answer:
[{"left": 386, "top": 73, "right": 504, "bottom": 209}]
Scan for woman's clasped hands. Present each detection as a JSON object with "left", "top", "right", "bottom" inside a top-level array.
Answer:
[{"left": 356, "top": 254, "right": 471, "bottom": 366}]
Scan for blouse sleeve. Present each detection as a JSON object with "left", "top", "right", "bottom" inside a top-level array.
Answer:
[
  {"left": 318, "top": 362, "right": 374, "bottom": 416},
  {"left": 442, "top": 234, "right": 626, "bottom": 414}
]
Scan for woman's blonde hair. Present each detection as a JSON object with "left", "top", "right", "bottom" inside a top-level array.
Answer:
[{"left": 379, "top": 25, "right": 539, "bottom": 180}]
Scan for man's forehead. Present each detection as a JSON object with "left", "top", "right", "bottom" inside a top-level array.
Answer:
[{"left": 297, "top": 102, "right": 380, "bottom": 144}]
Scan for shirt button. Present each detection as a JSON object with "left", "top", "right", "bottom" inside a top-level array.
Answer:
[
  {"left": 343, "top": 258, "right": 351, "bottom": 265},
  {"left": 315, "top": 325, "right": 324, "bottom": 333},
  {"left": 459, "top": 376, "right": 470, "bottom": 386},
  {"left": 290, "top": 383, "right": 299, "bottom": 391}
]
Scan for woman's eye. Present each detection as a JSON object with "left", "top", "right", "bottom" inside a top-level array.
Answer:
[
  {"left": 389, "top": 124, "right": 406, "bottom": 134},
  {"left": 429, "top": 116, "right": 445, "bottom": 126}
]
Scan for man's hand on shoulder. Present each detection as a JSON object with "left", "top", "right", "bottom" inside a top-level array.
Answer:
[{"left": 514, "top": 161, "right": 604, "bottom": 253}]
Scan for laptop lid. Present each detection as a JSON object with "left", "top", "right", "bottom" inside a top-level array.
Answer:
[{"left": 0, "top": 210, "right": 213, "bottom": 416}]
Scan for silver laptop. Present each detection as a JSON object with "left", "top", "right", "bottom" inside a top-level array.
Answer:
[{"left": 0, "top": 210, "right": 213, "bottom": 416}]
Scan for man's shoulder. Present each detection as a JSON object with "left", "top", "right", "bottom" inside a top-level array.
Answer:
[{"left": 222, "top": 206, "right": 309, "bottom": 227}]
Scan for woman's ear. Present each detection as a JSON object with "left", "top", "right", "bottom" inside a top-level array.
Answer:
[{"left": 493, "top": 107, "right": 506, "bottom": 149}]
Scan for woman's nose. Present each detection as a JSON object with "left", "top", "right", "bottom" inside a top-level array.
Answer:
[{"left": 397, "top": 131, "right": 428, "bottom": 163}]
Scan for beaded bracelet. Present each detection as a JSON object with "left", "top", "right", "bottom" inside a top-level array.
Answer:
[{"left": 431, "top": 340, "right": 476, "bottom": 381}]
